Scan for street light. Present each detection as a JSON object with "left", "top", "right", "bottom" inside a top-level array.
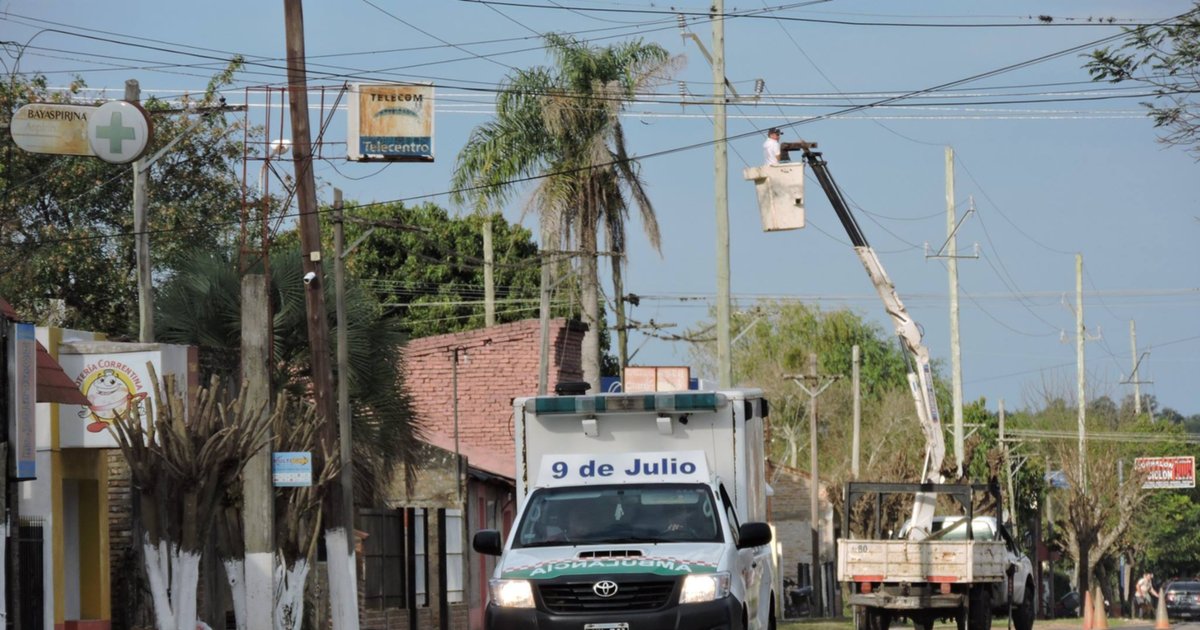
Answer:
[{"left": 259, "top": 138, "right": 291, "bottom": 195}]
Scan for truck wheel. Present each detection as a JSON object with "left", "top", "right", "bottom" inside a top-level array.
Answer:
[
  {"left": 969, "top": 586, "right": 992, "bottom": 630},
  {"left": 1012, "top": 582, "right": 1035, "bottom": 630},
  {"left": 911, "top": 613, "right": 936, "bottom": 630},
  {"left": 869, "top": 609, "right": 891, "bottom": 630},
  {"left": 855, "top": 607, "right": 889, "bottom": 630}
]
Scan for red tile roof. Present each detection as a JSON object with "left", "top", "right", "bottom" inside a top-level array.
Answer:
[{"left": 0, "top": 298, "right": 89, "bottom": 406}]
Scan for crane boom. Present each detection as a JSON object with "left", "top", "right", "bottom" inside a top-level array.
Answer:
[{"left": 785, "top": 141, "right": 946, "bottom": 539}]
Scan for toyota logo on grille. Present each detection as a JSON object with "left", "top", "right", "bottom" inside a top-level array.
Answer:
[{"left": 593, "top": 580, "right": 619, "bottom": 598}]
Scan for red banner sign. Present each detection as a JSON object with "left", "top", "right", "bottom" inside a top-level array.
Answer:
[{"left": 1134, "top": 456, "right": 1196, "bottom": 489}]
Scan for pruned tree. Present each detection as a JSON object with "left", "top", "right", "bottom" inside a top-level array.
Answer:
[
  {"left": 272, "top": 398, "right": 338, "bottom": 630},
  {"left": 215, "top": 395, "right": 337, "bottom": 630},
  {"left": 1043, "top": 438, "right": 1148, "bottom": 601},
  {"left": 108, "top": 367, "right": 271, "bottom": 630}
]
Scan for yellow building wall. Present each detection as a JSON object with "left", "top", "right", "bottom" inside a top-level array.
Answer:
[{"left": 49, "top": 327, "right": 112, "bottom": 625}]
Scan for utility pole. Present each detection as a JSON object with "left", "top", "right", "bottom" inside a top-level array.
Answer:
[
  {"left": 1123, "top": 320, "right": 1152, "bottom": 416},
  {"left": 283, "top": 2, "right": 358, "bottom": 627},
  {"left": 1130, "top": 320, "right": 1140, "bottom": 414},
  {"left": 537, "top": 224, "right": 552, "bottom": 395},
  {"left": 1075, "top": 253, "right": 1086, "bottom": 492},
  {"left": 786, "top": 354, "right": 839, "bottom": 618},
  {"left": 127, "top": 79, "right": 153, "bottom": 342},
  {"left": 999, "top": 399, "right": 1017, "bottom": 539},
  {"left": 926, "top": 149, "right": 978, "bottom": 478},
  {"left": 241, "top": 274, "right": 273, "bottom": 630},
  {"left": 712, "top": 0, "right": 732, "bottom": 388},
  {"left": 945, "top": 147, "right": 963, "bottom": 478},
  {"left": 333, "top": 188, "right": 356, "bottom": 556},
  {"left": 483, "top": 214, "right": 495, "bottom": 327},
  {"left": 851, "top": 344, "right": 861, "bottom": 479}
]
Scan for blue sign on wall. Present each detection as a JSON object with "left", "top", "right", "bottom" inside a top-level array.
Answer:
[{"left": 272, "top": 451, "right": 313, "bottom": 487}]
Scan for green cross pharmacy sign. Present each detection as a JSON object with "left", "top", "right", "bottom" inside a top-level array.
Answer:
[{"left": 87, "top": 101, "right": 152, "bottom": 164}]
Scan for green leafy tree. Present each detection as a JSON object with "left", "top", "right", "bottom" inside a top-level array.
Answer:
[
  {"left": 327, "top": 200, "right": 546, "bottom": 338},
  {"left": 1086, "top": 4, "right": 1200, "bottom": 157},
  {"left": 687, "top": 301, "right": 963, "bottom": 532},
  {"left": 0, "top": 65, "right": 247, "bottom": 334},
  {"left": 450, "top": 33, "right": 675, "bottom": 390}
]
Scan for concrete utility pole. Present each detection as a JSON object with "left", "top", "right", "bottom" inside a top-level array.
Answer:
[
  {"left": 1130, "top": 320, "right": 1140, "bottom": 414},
  {"left": 1076, "top": 253, "right": 1086, "bottom": 491},
  {"left": 283, "top": 1, "right": 358, "bottom": 627},
  {"left": 786, "top": 354, "right": 839, "bottom": 618},
  {"left": 127, "top": 80, "right": 153, "bottom": 342},
  {"left": 1123, "top": 320, "right": 1153, "bottom": 416},
  {"left": 483, "top": 215, "right": 495, "bottom": 327},
  {"left": 999, "top": 399, "right": 1017, "bottom": 539},
  {"left": 851, "top": 344, "right": 861, "bottom": 479},
  {"left": 945, "top": 147, "right": 964, "bottom": 478},
  {"left": 332, "top": 188, "right": 356, "bottom": 553},
  {"left": 538, "top": 223, "right": 552, "bottom": 395},
  {"left": 712, "top": 0, "right": 732, "bottom": 388},
  {"left": 240, "top": 275, "right": 273, "bottom": 630}
]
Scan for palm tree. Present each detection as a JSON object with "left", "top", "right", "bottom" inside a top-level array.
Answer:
[
  {"left": 451, "top": 33, "right": 674, "bottom": 391},
  {"left": 154, "top": 246, "right": 421, "bottom": 505}
]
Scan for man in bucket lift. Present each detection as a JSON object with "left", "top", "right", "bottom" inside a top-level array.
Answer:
[{"left": 763, "top": 127, "right": 783, "bottom": 165}]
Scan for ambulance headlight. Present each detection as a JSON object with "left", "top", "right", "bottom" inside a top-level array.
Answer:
[
  {"left": 680, "top": 571, "right": 731, "bottom": 603},
  {"left": 489, "top": 578, "right": 535, "bottom": 608}
]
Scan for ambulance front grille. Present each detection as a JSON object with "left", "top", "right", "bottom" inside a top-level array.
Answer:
[
  {"left": 577, "top": 549, "right": 643, "bottom": 559},
  {"left": 538, "top": 577, "right": 676, "bottom": 613}
]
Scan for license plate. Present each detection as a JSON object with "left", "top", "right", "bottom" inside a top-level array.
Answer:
[{"left": 585, "top": 624, "right": 629, "bottom": 630}]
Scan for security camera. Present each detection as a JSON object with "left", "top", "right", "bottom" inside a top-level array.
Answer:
[{"left": 303, "top": 271, "right": 317, "bottom": 285}]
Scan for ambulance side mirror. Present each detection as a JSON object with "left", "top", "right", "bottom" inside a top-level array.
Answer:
[
  {"left": 473, "top": 529, "right": 503, "bottom": 556},
  {"left": 737, "top": 522, "right": 772, "bottom": 549}
]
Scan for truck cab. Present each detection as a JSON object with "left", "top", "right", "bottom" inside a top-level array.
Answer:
[{"left": 473, "top": 389, "right": 777, "bottom": 630}]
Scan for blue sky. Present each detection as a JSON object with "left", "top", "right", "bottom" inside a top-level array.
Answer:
[{"left": 3, "top": 1, "right": 1197, "bottom": 416}]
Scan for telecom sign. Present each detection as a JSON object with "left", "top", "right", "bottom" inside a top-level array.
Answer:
[
  {"left": 347, "top": 83, "right": 434, "bottom": 162},
  {"left": 1134, "top": 456, "right": 1196, "bottom": 489},
  {"left": 10, "top": 103, "right": 96, "bottom": 156},
  {"left": 87, "top": 100, "right": 152, "bottom": 164}
]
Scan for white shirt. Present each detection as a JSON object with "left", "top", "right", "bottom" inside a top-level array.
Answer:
[{"left": 763, "top": 136, "right": 781, "bottom": 165}]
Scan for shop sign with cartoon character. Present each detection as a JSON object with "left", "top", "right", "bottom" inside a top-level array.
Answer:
[{"left": 57, "top": 345, "right": 191, "bottom": 448}]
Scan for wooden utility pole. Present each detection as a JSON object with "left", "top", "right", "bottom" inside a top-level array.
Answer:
[
  {"left": 241, "top": 275, "right": 273, "bottom": 630},
  {"left": 127, "top": 79, "right": 153, "bottom": 342},
  {"left": 713, "top": 0, "right": 732, "bottom": 388},
  {"left": 1076, "top": 253, "right": 1086, "bottom": 492},
  {"left": 786, "top": 354, "right": 839, "bottom": 618},
  {"left": 282, "top": 2, "right": 358, "bottom": 627}
]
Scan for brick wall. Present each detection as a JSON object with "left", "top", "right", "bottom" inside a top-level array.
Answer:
[
  {"left": 768, "top": 462, "right": 835, "bottom": 585},
  {"left": 401, "top": 318, "right": 584, "bottom": 472}
]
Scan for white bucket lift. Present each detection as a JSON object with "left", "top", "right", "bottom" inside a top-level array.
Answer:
[{"left": 742, "top": 162, "right": 805, "bottom": 232}]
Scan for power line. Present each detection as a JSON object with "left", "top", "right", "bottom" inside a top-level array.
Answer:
[{"left": 459, "top": 0, "right": 1183, "bottom": 28}]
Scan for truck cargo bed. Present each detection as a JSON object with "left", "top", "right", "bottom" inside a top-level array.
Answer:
[{"left": 837, "top": 538, "right": 1009, "bottom": 584}]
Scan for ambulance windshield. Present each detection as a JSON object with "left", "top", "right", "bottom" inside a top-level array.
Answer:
[{"left": 513, "top": 483, "right": 723, "bottom": 547}]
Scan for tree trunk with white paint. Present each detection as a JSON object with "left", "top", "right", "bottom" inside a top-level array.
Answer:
[
  {"left": 142, "top": 533, "right": 176, "bottom": 630},
  {"left": 223, "top": 558, "right": 248, "bottom": 630},
  {"left": 274, "top": 558, "right": 310, "bottom": 630}
]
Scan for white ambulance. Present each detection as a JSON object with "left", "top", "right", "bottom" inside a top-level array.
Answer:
[{"left": 472, "top": 389, "right": 777, "bottom": 630}]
